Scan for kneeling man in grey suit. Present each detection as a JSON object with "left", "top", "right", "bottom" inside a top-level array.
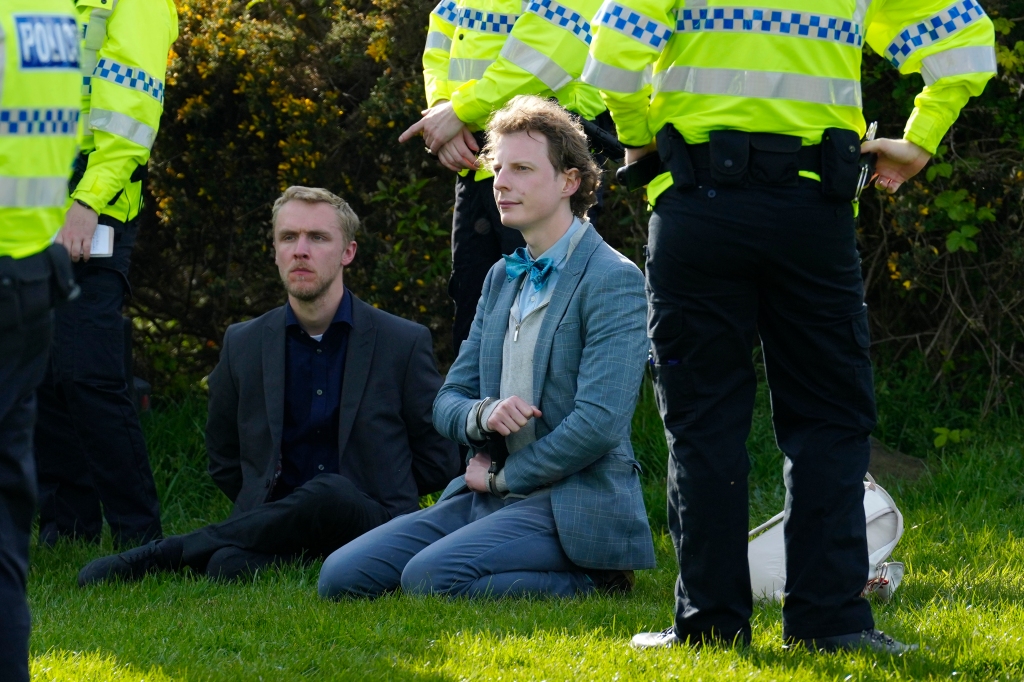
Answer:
[
  {"left": 79, "top": 187, "right": 459, "bottom": 585},
  {"left": 319, "top": 95, "right": 655, "bottom": 600}
]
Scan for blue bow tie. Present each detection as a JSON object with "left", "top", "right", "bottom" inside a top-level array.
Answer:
[{"left": 503, "top": 248, "right": 555, "bottom": 291}]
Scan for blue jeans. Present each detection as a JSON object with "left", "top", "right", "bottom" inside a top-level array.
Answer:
[{"left": 318, "top": 488, "right": 592, "bottom": 599}]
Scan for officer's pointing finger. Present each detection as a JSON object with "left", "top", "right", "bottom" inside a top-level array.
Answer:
[{"left": 398, "top": 119, "right": 424, "bottom": 143}]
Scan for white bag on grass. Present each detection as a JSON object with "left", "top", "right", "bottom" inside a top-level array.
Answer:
[{"left": 747, "top": 474, "right": 905, "bottom": 602}]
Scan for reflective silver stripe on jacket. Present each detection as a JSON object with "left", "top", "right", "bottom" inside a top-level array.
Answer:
[
  {"left": 457, "top": 7, "right": 519, "bottom": 34},
  {"left": 920, "top": 44, "right": 997, "bottom": 85},
  {"left": 0, "top": 177, "right": 68, "bottom": 208},
  {"left": 89, "top": 107, "right": 156, "bottom": 148},
  {"left": 500, "top": 36, "right": 572, "bottom": 91},
  {"left": 448, "top": 57, "right": 494, "bottom": 81},
  {"left": 885, "top": 0, "right": 986, "bottom": 69},
  {"left": 524, "top": 0, "right": 593, "bottom": 45},
  {"left": 425, "top": 31, "right": 453, "bottom": 52},
  {"left": 0, "top": 108, "right": 80, "bottom": 136},
  {"left": 594, "top": 0, "right": 673, "bottom": 51},
  {"left": 853, "top": 0, "right": 872, "bottom": 27},
  {"left": 81, "top": 4, "right": 116, "bottom": 96},
  {"left": 675, "top": 7, "right": 862, "bottom": 48},
  {"left": 654, "top": 66, "right": 862, "bottom": 107},
  {"left": 581, "top": 54, "right": 650, "bottom": 93}
]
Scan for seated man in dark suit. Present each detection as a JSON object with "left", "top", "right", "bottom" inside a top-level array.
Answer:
[{"left": 78, "top": 186, "right": 460, "bottom": 584}]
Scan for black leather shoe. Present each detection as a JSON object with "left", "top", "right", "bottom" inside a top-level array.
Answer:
[
  {"left": 77, "top": 537, "right": 183, "bottom": 587},
  {"left": 790, "top": 629, "right": 918, "bottom": 654},
  {"left": 586, "top": 569, "right": 635, "bottom": 595}
]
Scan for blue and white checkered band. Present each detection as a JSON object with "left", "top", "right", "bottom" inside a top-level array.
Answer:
[
  {"left": 0, "top": 108, "right": 80, "bottom": 136},
  {"left": 596, "top": 2, "right": 673, "bottom": 50},
  {"left": 525, "top": 0, "right": 593, "bottom": 45},
  {"left": 92, "top": 58, "right": 166, "bottom": 104},
  {"left": 433, "top": 0, "right": 459, "bottom": 24},
  {"left": 886, "top": 0, "right": 987, "bottom": 68},
  {"left": 676, "top": 7, "right": 862, "bottom": 47},
  {"left": 457, "top": 7, "right": 520, "bottom": 34}
]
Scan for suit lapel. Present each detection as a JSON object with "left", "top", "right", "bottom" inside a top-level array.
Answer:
[
  {"left": 337, "top": 295, "right": 376, "bottom": 457},
  {"left": 262, "top": 307, "right": 287, "bottom": 458},
  {"left": 480, "top": 271, "right": 520, "bottom": 398},
  {"left": 532, "top": 225, "right": 602, "bottom": 406}
]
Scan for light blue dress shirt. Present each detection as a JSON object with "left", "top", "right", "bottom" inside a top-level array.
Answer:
[{"left": 516, "top": 217, "right": 583, "bottom": 319}]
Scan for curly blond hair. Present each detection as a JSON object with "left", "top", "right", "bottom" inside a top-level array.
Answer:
[{"left": 481, "top": 95, "right": 601, "bottom": 219}]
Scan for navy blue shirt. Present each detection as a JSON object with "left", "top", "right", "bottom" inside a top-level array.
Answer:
[{"left": 275, "top": 290, "right": 353, "bottom": 499}]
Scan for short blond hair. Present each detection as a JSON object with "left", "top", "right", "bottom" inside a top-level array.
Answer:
[
  {"left": 271, "top": 186, "right": 359, "bottom": 243},
  {"left": 481, "top": 95, "right": 601, "bottom": 219}
]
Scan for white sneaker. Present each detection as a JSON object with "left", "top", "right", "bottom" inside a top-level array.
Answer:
[{"left": 631, "top": 627, "right": 679, "bottom": 649}]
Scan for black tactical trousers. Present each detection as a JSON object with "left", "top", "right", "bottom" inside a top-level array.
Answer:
[
  {"left": 647, "top": 176, "right": 876, "bottom": 643},
  {"left": 180, "top": 474, "right": 391, "bottom": 581},
  {"left": 0, "top": 250, "right": 58, "bottom": 682},
  {"left": 34, "top": 216, "right": 162, "bottom": 548}
]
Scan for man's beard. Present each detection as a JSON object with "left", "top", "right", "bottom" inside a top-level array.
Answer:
[{"left": 282, "top": 270, "right": 335, "bottom": 303}]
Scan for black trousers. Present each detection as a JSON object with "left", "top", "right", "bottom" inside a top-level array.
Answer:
[
  {"left": 647, "top": 177, "right": 876, "bottom": 643},
  {"left": 449, "top": 161, "right": 606, "bottom": 353},
  {"left": 179, "top": 474, "right": 391, "bottom": 580},
  {"left": 0, "top": 250, "right": 60, "bottom": 682},
  {"left": 34, "top": 217, "right": 162, "bottom": 548}
]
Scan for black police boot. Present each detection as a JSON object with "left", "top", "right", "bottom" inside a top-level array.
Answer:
[
  {"left": 791, "top": 629, "right": 918, "bottom": 654},
  {"left": 78, "top": 536, "right": 184, "bottom": 587}
]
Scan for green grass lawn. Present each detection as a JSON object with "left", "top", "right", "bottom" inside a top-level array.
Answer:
[{"left": 27, "top": 371, "right": 1024, "bottom": 681}]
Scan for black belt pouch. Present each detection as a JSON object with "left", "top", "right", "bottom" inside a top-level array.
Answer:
[
  {"left": 708, "top": 130, "right": 749, "bottom": 186},
  {"left": 0, "top": 251, "right": 52, "bottom": 332},
  {"left": 820, "top": 127, "right": 862, "bottom": 201},
  {"left": 656, "top": 124, "right": 696, "bottom": 191},
  {"left": 749, "top": 133, "right": 801, "bottom": 186}
]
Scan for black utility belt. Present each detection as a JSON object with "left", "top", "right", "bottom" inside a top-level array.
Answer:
[{"left": 618, "top": 125, "right": 864, "bottom": 202}]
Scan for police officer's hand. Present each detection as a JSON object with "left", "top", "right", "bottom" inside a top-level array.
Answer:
[
  {"left": 55, "top": 201, "right": 99, "bottom": 262},
  {"left": 465, "top": 453, "right": 492, "bottom": 493},
  {"left": 437, "top": 129, "right": 480, "bottom": 172},
  {"left": 398, "top": 101, "right": 465, "bottom": 153},
  {"left": 625, "top": 141, "right": 658, "bottom": 165},
  {"left": 486, "top": 395, "right": 542, "bottom": 437},
  {"left": 860, "top": 138, "right": 932, "bottom": 194}
]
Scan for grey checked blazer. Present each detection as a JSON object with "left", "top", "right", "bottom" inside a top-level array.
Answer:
[{"left": 433, "top": 224, "right": 656, "bottom": 570}]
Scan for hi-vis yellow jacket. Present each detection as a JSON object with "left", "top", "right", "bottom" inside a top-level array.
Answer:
[
  {"left": 583, "top": 0, "right": 996, "bottom": 202},
  {"left": 424, "top": 0, "right": 607, "bottom": 131},
  {"left": 0, "top": 0, "right": 81, "bottom": 259},
  {"left": 73, "top": 0, "right": 177, "bottom": 223}
]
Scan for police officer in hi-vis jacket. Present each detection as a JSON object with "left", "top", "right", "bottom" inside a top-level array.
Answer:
[
  {"left": 35, "top": 0, "right": 178, "bottom": 549},
  {"left": 0, "top": 2, "right": 80, "bottom": 678},
  {"left": 584, "top": 0, "right": 996, "bottom": 653}
]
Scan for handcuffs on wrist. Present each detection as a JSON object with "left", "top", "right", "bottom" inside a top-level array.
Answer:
[{"left": 486, "top": 461, "right": 501, "bottom": 496}]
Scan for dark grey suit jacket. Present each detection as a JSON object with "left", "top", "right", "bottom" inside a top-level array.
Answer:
[{"left": 205, "top": 293, "right": 459, "bottom": 518}]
